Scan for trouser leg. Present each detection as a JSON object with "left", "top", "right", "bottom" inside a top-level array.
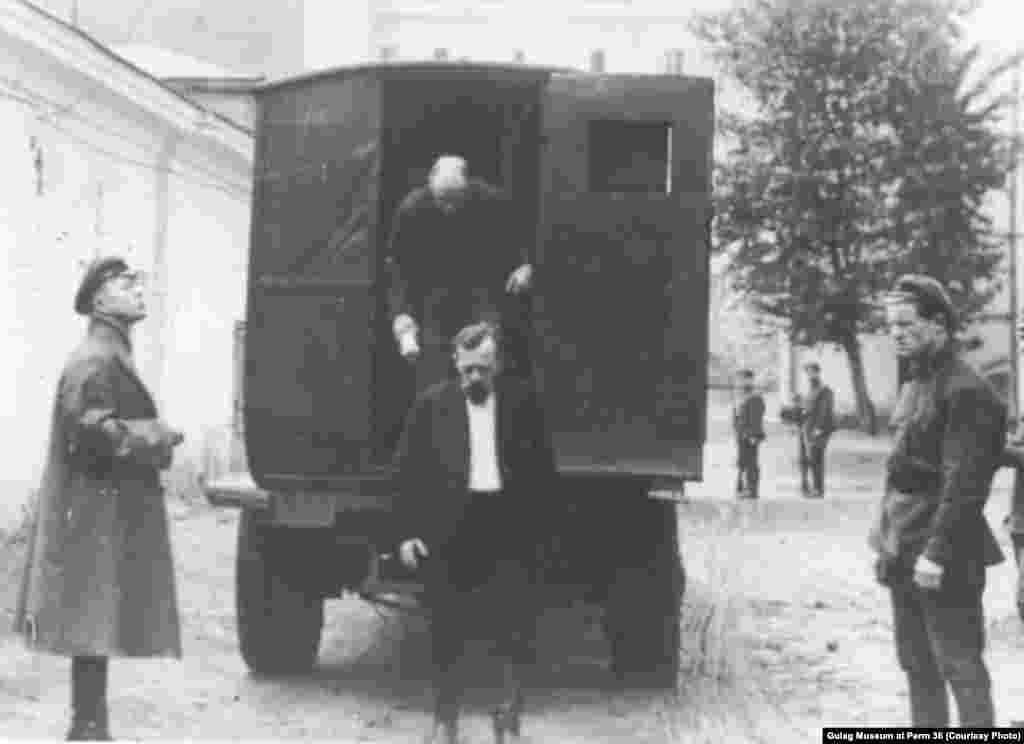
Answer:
[
  {"left": 1014, "top": 535, "right": 1024, "bottom": 621},
  {"left": 798, "top": 435, "right": 810, "bottom": 493},
  {"left": 811, "top": 443, "right": 826, "bottom": 496},
  {"left": 428, "top": 586, "right": 466, "bottom": 726},
  {"left": 735, "top": 440, "right": 745, "bottom": 493},
  {"left": 748, "top": 445, "right": 760, "bottom": 499},
  {"left": 922, "top": 576, "right": 995, "bottom": 727},
  {"left": 891, "top": 581, "right": 950, "bottom": 726},
  {"left": 738, "top": 441, "right": 759, "bottom": 497},
  {"left": 491, "top": 559, "right": 536, "bottom": 735}
]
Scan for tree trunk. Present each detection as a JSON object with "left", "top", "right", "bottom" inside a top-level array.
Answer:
[{"left": 841, "top": 335, "right": 878, "bottom": 435}]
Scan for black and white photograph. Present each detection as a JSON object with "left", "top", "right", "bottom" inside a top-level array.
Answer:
[{"left": 0, "top": 0, "right": 1022, "bottom": 741}]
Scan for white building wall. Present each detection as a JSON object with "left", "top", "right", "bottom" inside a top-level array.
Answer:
[
  {"left": 0, "top": 4, "right": 252, "bottom": 525},
  {"left": 161, "top": 150, "right": 250, "bottom": 481}
]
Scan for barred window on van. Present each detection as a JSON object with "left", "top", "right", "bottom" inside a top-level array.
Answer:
[{"left": 588, "top": 120, "right": 672, "bottom": 194}]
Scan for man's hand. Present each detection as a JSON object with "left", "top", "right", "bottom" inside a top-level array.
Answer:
[
  {"left": 393, "top": 314, "right": 421, "bottom": 360},
  {"left": 505, "top": 264, "right": 533, "bottom": 294},
  {"left": 913, "top": 555, "right": 944, "bottom": 590},
  {"left": 399, "top": 538, "right": 429, "bottom": 569}
]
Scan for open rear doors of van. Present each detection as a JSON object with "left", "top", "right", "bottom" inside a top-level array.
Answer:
[
  {"left": 241, "top": 66, "right": 713, "bottom": 492},
  {"left": 531, "top": 73, "right": 713, "bottom": 482}
]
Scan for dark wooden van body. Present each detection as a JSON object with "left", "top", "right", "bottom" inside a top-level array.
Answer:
[{"left": 240, "top": 63, "right": 713, "bottom": 500}]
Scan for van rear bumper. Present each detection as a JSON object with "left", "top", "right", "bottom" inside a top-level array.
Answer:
[{"left": 203, "top": 468, "right": 687, "bottom": 527}]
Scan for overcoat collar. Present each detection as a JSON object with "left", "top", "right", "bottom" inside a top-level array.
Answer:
[
  {"left": 86, "top": 314, "right": 154, "bottom": 409},
  {"left": 89, "top": 313, "right": 133, "bottom": 354}
]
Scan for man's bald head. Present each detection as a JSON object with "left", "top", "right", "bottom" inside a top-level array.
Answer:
[{"left": 428, "top": 155, "right": 469, "bottom": 207}]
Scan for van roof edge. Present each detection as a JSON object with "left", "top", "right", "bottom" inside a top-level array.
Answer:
[{"left": 253, "top": 61, "right": 578, "bottom": 94}]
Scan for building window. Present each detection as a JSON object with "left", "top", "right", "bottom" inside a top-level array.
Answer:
[
  {"left": 662, "top": 49, "right": 684, "bottom": 75},
  {"left": 588, "top": 120, "right": 673, "bottom": 194},
  {"left": 378, "top": 45, "right": 398, "bottom": 61},
  {"left": 589, "top": 49, "right": 606, "bottom": 73}
]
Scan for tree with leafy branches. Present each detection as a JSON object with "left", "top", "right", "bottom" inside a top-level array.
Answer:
[{"left": 692, "top": 0, "right": 1019, "bottom": 432}]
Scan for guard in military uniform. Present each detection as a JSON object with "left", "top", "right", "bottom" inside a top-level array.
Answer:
[
  {"left": 798, "top": 362, "right": 835, "bottom": 498},
  {"left": 732, "top": 369, "right": 765, "bottom": 499},
  {"left": 14, "top": 256, "right": 185, "bottom": 740},
  {"left": 869, "top": 274, "right": 1006, "bottom": 727}
]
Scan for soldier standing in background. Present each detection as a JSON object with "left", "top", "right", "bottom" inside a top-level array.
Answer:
[
  {"left": 732, "top": 369, "right": 766, "bottom": 499},
  {"left": 14, "top": 256, "right": 185, "bottom": 741},
  {"left": 798, "top": 362, "right": 836, "bottom": 499}
]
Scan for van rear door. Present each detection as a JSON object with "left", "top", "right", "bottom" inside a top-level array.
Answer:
[
  {"left": 533, "top": 73, "right": 714, "bottom": 482},
  {"left": 243, "top": 75, "right": 381, "bottom": 486}
]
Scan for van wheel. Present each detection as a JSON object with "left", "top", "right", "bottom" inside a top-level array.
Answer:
[
  {"left": 236, "top": 509, "right": 324, "bottom": 675},
  {"left": 603, "top": 499, "right": 684, "bottom": 689}
]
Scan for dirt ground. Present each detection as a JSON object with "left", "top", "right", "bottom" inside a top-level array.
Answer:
[{"left": 2, "top": 421, "right": 1024, "bottom": 742}]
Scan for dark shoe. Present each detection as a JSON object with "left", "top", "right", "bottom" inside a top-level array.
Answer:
[
  {"left": 491, "top": 703, "right": 522, "bottom": 742},
  {"left": 66, "top": 720, "right": 112, "bottom": 741}
]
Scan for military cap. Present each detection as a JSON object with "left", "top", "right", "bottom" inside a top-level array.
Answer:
[
  {"left": 74, "top": 256, "right": 130, "bottom": 315},
  {"left": 889, "top": 274, "right": 956, "bottom": 330}
]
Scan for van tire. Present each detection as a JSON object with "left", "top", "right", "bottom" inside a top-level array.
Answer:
[
  {"left": 603, "top": 499, "right": 683, "bottom": 689},
  {"left": 236, "top": 509, "right": 324, "bottom": 675}
]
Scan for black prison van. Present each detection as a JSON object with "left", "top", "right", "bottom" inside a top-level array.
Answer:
[{"left": 205, "top": 62, "right": 714, "bottom": 688}]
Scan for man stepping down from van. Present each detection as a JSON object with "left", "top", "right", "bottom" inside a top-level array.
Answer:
[
  {"left": 385, "top": 155, "right": 535, "bottom": 393},
  {"left": 394, "top": 322, "right": 555, "bottom": 744}
]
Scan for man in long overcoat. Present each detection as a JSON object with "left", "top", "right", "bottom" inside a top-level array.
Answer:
[
  {"left": 798, "top": 361, "right": 835, "bottom": 498},
  {"left": 384, "top": 155, "right": 534, "bottom": 394},
  {"left": 869, "top": 274, "right": 1006, "bottom": 727},
  {"left": 394, "top": 322, "right": 555, "bottom": 744},
  {"left": 14, "top": 256, "right": 185, "bottom": 741}
]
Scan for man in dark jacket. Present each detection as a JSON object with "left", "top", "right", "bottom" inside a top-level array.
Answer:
[
  {"left": 869, "top": 274, "right": 1006, "bottom": 727},
  {"left": 14, "top": 256, "right": 185, "bottom": 741},
  {"left": 394, "top": 322, "right": 555, "bottom": 744},
  {"left": 798, "top": 362, "right": 835, "bottom": 498},
  {"left": 732, "top": 369, "right": 765, "bottom": 499},
  {"left": 385, "top": 155, "right": 534, "bottom": 393}
]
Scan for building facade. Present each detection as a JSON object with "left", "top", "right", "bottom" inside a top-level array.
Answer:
[
  {"left": 0, "top": 1, "right": 253, "bottom": 525},
  {"left": 30, "top": 0, "right": 718, "bottom": 80}
]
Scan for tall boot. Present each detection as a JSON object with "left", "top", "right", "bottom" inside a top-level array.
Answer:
[
  {"left": 907, "top": 673, "right": 949, "bottom": 727},
  {"left": 950, "top": 680, "right": 996, "bottom": 727},
  {"left": 67, "top": 656, "right": 112, "bottom": 741}
]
